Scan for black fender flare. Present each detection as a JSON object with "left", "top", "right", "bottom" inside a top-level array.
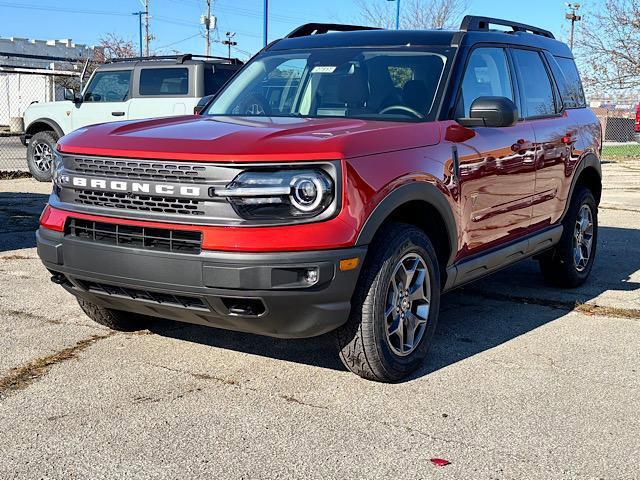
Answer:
[
  {"left": 355, "top": 182, "right": 458, "bottom": 267},
  {"left": 560, "top": 152, "right": 602, "bottom": 221},
  {"left": 25, "top": 118, "right": 65, "bottom": 138}
]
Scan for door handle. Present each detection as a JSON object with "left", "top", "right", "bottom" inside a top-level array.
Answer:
[{"left": 111, "top": 111, "right": 125, "bottom": 117}]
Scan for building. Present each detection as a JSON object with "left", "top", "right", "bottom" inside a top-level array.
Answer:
[{"left": 0, "top": 37, "right": 98, "bottom": 128}]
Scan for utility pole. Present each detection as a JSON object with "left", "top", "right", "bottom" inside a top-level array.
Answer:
[
  {"left": 222, "top": 32, "right": 237, "bottom": 59},
  {"left": 205, "top": 0, "right": 212, "bottom": 56},
  {"left": 565, "top": 3, "right": 582, "bottom": 50},
  {"left": 263, "top": 0, "right": 268, "bottom": 47},
  {"left": 144, "top": 0, "right": 150, "bottom": 56},
  {"left": 132, "top": 11, "right": 144, "bottom": 56},
  {"left": 387, "top": 0, "right": 400, "bottom": 30}
]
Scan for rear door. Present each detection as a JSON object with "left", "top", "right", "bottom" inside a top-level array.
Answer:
[
  {"left": 510, "top": 48, "right": 573, "bottom": 229},
  {"left": 71, "top": 69, "right": 132, "bottom": 130},
  {"left": 453, "top": 46, "right": 537, "bottom": 256},
  {"left": 128, "top": 66, "right": 194, "bottom": 120}
]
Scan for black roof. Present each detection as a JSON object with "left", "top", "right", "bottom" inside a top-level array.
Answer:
[{"left": 269, "top": 17, "right": 573, "bottom": 58}]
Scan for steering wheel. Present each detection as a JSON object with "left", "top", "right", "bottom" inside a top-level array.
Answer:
[
  {"left": 238, "top": 94, "right": 271, "bottom": 116},
  {"left": 379, "top": 105, "right": 424, "bottom": 119}
]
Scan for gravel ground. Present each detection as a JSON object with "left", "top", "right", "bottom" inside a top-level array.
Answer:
[{"left": 0, "top": 161, "right": 638, "bottom": 479}]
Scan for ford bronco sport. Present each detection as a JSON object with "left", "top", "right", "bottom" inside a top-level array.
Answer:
[
  {"left": 22, "top": 54, "right": 242, "bottom": 181},
  {"left": 37, "top": 18, "right": 602, "bottom": 382}
]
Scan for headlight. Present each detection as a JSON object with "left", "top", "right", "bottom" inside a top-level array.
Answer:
[
  {"left": 215, "top": 168, "right": 335, "bottom": 220},
  {"left": 51, "top": 151, "right": 67, "bottom": 187}
]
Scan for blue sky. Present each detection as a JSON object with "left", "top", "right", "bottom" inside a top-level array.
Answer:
[{"left": 0, "top": 0, "right": 590, "bottom": 59}]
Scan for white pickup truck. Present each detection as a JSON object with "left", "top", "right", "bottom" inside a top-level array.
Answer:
[{"left": 22, "top": 54, "right": 242, "bottom": 180}]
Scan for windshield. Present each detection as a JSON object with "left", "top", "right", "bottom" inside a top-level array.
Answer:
[{"left": 205, "top": 47, "right": 449, "bottom": 121}]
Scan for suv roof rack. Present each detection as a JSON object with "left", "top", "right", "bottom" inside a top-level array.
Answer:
[
  {"left": 459, "top": 15, "right": 555, "bottom": 39},
  {"left": 106, "top": 54, "right": 243, "bottom": 65},
  {"left": 286, "top": 23, "right": 381, "bottom": 38}
]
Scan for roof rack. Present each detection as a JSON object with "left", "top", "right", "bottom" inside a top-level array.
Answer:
[
  {"left": 459, "top": 15, "right": 555, "bottom": 39},
  {"left": 286, "top": 23, "right": 381, "bottom": 38},
  {"left": 106, "top": 54, "right": 243, "bottom": 65}
]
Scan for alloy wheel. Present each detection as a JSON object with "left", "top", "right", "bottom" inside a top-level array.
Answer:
[
  {"left": 32, "top": 141, "right": 54, "bottom": 173},
  {"left": 384, "top": 252, "right": 431, "bottom": 357},
  {"left": 573, "top": 204, "right": 594, "bottom": 272}
]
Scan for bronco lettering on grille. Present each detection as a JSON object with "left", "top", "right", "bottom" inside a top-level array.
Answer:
[{"left": 68, "top": 176, "right": 204, "bottom": 197}]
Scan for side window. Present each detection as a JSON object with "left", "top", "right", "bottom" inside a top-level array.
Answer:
[
  {"left": 457, "top": 47, "right": 513, "bottom": 117},
  {"left": 83, "top": 70, "right": 131, "bottom": 102},
  {"left": 139, "top": 68, "right": 189, "bottom": 96},
  {"left": 551, "top": 56, "right": 586, "bottom": 109},
  {"left": 388, "top": 66, "right": 414, "bottom": 89},
  {"left": 511, "top": 49, "right": 556, "bottom": 117},
  {"left": 262, "top": 58, "right": 305, "bottom": 113},
  {"left": 204, "top": 65, "right": 236, "bottom": 95}
]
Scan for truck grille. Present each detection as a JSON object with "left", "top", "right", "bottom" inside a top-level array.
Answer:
[
  {"left": 66, "top": 218, "right": 202, "bottom": 255},
  {"left": 71, "top": 157, "right": 208, "bottom": 183},
  {"left": 74, "top": 189, "right": 206, "bottom": 216},
  {"left": 78, "top": 280, "right": 208, "bottom": 310}
]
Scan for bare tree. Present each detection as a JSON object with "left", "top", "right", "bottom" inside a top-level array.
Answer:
[
  {"left": 56, "top": 34, "right": 135, "bottom": 92},
  {"left": 575, "top": 0, "right": 640, "bottom": 93},
  {"left": 355, "top": 0, "right": 469, "bottom": 30}
]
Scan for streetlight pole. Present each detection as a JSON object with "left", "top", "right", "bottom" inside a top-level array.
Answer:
[
  {"left": 132, "top": 11, "right": 144, "bottom": 57},
  {"left": 565, "top": 2, "right": 582, "bottom": 50},
  {"left": 387, "top": 0, "right": 400, "bottom": 30},
  {"left": 263, "top": 0, "right": 269, "bottom": 47}
]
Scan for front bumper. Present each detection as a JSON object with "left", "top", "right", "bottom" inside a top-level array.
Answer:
[
  {"left": 20, "top": 133, "right": 30, "bottom": 146},
  {"left": 37, "top": 227, "right": 366, "bottom": 338}
]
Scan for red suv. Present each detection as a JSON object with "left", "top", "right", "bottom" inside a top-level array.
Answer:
[{"left": 38, "top": 17, "right": 602, "bottom": 382}]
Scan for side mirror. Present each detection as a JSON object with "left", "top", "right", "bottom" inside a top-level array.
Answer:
[
  {"left": 63, "top": 88, "right": 75, "bottom": 101},
  {"left": 458, "top": 96, "right": 518, "bottom": 128},
  {"left": 194, "top": 95, "right": 214, "bottom": 115}
]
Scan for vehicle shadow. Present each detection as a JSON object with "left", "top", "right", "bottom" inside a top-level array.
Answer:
[
  {"left": 151, "top": 225, "right": 640, "bottom": 382},
  {"left": 0, "top": 192, "right": 48, "bottom": 252}
]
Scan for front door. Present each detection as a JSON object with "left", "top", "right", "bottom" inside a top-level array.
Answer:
[
  {"left": 72, "top": 69, "right": 132, "bottom": 130},
  {"left": 453, "top": 47, "right": 536, "bottom": 257}
]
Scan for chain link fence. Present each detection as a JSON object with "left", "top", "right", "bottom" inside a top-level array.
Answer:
[
  {"left": 591, "top": 99, "right": 640, "bottom": 161},
  {"left": 1, "top": 66, "right": 80, "bottom": 173}
]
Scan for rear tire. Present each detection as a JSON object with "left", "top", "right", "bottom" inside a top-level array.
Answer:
[
  {"left": 27, "top": 130, "right": 59, "bottom": 182},
  {"left": 539, "top": 187, "right": 598, "bottom": 288},
  {"left": 336, "top": 223, "right": 441, "bottom": 382},
  {"left": 78, "top": 298, "right": 149, "bottom": 332}
]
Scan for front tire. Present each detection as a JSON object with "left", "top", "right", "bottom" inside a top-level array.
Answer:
[
  {"left": 336, "top": 223, "right": 441, "bottom": 382},
  {"left": 78, "top": 298, "right": 148, "bottom": 332},
  {"left": 27, "top": 130, "right": 59, "bottom": 182},
  {"left": 539, "top": 187, "right": 598, "bottom": 288}
]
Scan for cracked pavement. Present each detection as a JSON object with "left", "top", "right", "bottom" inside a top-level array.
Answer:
[{"left": 0, "top": 161, "right": 639, "bottom": 479}]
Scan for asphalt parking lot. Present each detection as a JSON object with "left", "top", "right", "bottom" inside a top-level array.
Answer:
[{"left": 0, "top": 160, "right": 638, "bottom": 479}]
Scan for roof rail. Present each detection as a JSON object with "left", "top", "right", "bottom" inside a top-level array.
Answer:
[
  {"left": 106, "top": 54, "right": 242, "bottom": 65},
  {"left": 459, "top": 15, "right": 555, "bottom": 39},
  {"left": 285, "top": 23, "right": 381, "bottom": 38}
]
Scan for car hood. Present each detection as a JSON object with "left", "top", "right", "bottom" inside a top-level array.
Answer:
[{"left": 57, "top": 115, "right": 441, "bottom": 162}]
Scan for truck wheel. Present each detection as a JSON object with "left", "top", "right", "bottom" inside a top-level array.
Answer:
[
  {"left": 336, "top": 223, "right": 441, "bottom": 382},
  {"left": 27, "top": 130, "right": 59, "bottom": 182},
  {"left": 539, "top": 187, "right": 598, "bottom": 288},
  {"left": 77, "top": 298, "right": 148, "bottom": 332}
]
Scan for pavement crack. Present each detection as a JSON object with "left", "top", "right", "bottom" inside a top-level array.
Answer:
[
  {"left": 0, "top": 333, "right": 114, "bottom": 399},
  {"left": 0, "top": 308, "right": 62, "bottom": 325},
  {"left": 462, "top": 289, "right": 640, "bottom": 320},
  {"left": 279, "top": 394, "right": 329, "bottom": 410},
  {"left": 0, "top": 254, "right": 34, "bottom": 261}
]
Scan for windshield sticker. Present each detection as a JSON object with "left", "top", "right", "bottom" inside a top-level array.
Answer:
[{"left": 312, "top": 66, "right": 337, "bottom": 74}]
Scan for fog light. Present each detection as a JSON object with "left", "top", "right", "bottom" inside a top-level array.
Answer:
[{"left": 304, "top": 267, "right": 319, "bottom": 285}]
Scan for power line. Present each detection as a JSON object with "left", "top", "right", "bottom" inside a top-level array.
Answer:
[{"left": 0, "top": 1, "right": 130, "bottom": 16}]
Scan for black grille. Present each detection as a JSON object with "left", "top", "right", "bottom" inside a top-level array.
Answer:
[
  {"left": 79, "top": 280, "right": 208, "bottom": 310},
  {"left": 72, "top": 157, "right": 208, "bottom": 183},
  {"left": 73, "top": 189, "right": 205, "bottom": 216},
  {"left": 67, "top": 218, "right": 202, "bottom": 255}
]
